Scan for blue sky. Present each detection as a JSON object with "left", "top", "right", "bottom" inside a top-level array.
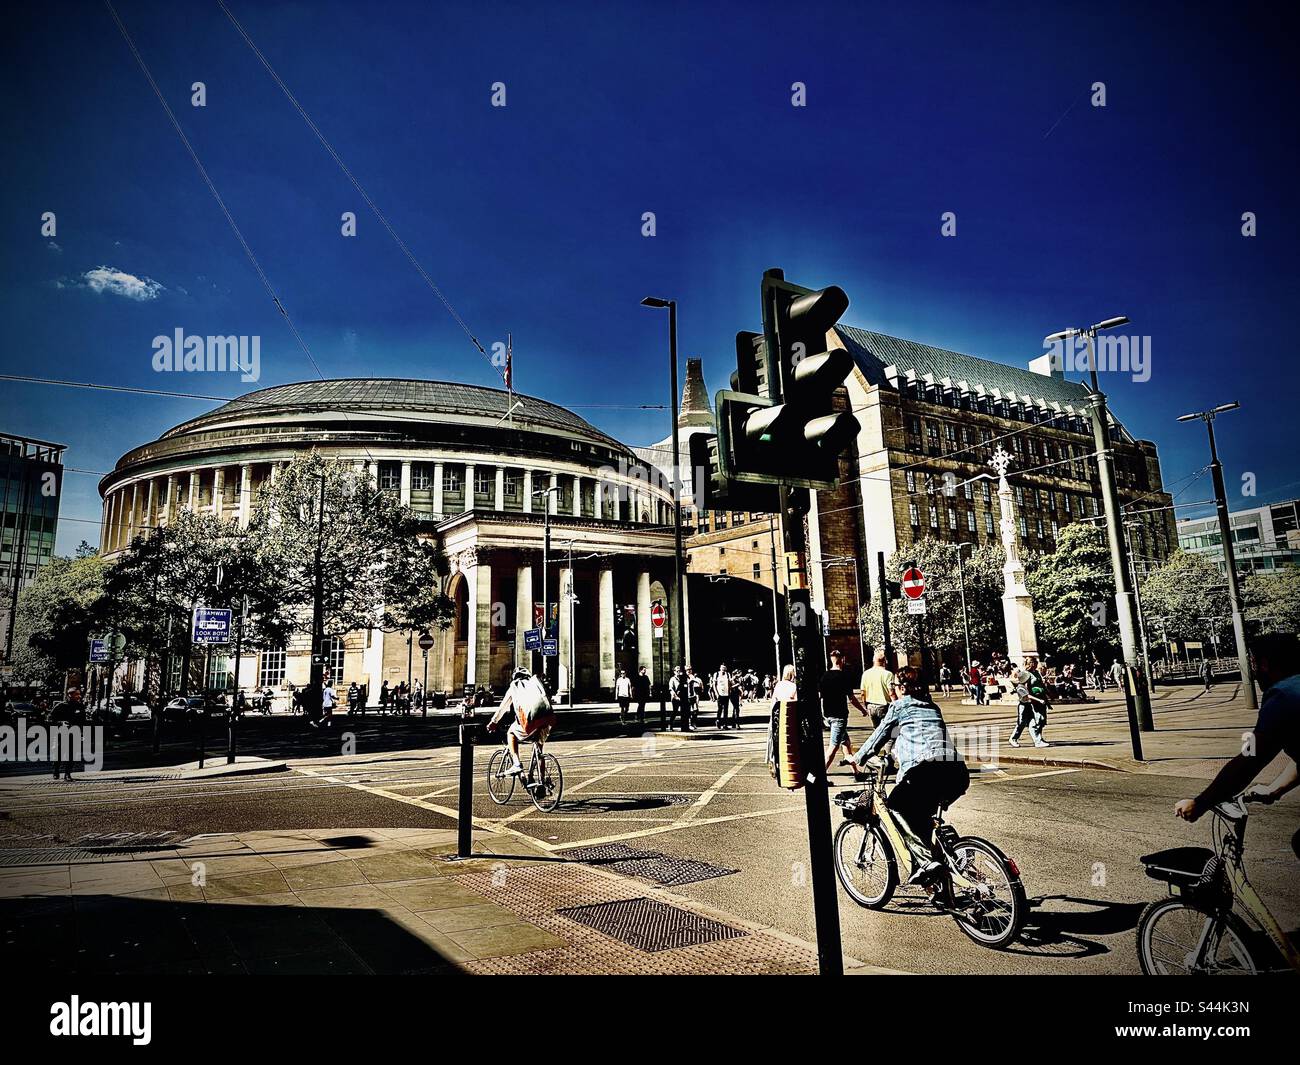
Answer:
[{"left": 2, "top": 0, "right": 1297, "bottom": 555}]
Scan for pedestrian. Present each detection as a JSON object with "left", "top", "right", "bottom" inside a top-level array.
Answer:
[
  {"left": 321, "top": 681, "right": 337, "bottom": 726},
  {"left": 1110, "top": 658, "right": 1127, "bottom": 693},
  {"left": 822, "top": 649, "right": 868, "bottom": 778},
  {"left": 859, "top": 650, "right": 897, "bottom": 729},
  {"left": 347, "top": 681, "right": 359, "bottom": 714},
  {"left": 767, "top": 664, "right": 798, "bottom": 768},
  {"left": 729, "top": 668, "right": 743, "bottom": 728},
  {"left": 48, "top": 688, "right": 85, "bottom": 781},
  {"left": 688, "top": 668, "right": 705, "bottom": 727},
  {"left": 939, "top": 663, "right": 953, "bottom": 695},
  {"left": 633, "top": 666, "right": 651, "bottom": 726},
  {"left": 713, "top": 664, "right": 732, "bottom": 728},
  {"left": 1009, "top": 655, "right": 1050, "bottom": 748},
  {"left": 379, "top": 680, "right": 390, "bottom": 714},
  {"left": 968, "top": 660, "right": 985, "bottom": 704},
  {"left": 358, "top": 682, "right": 369, "bottom": 715},
  {"left": 615, "top": 669, "right": 632, "bottom": 727},
  {"left": 668, "top": 667, "right": 691, "bottom": 732},
  {"left": 1200, "top": 658, "right": 1215, "bottom": 692}
]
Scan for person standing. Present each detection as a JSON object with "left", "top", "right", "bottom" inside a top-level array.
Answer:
[
  {"left": 1009, "top": 655, "right": 1050, "bottom": 748},
  {"left": 1200, "top": 657, "right": 1215, "bottom": 692},
  {"left": 668, "top": 667, "right": 691, "bottom": 732},
  {"left": 615, "top": 670, "right": 632, "bottom": 727},
  {"left": 633, "top": 666, "right": 650, "bottom": 727},
  {"left": 379, "top": 680, "right": 390, "bottom": 714},
  {"left": 728, "top": 669, "right": 743, "bottom": 728},
  {"left": 938, "top": 663, "right": 953, "bottom": 695},
  {"left": 687, "top": 668, "right": 704, "bottom": 728},
  {"left": 968, "top": 660, "right": 984, "bottom": 704},
  {"left": 859, "top": 650, "right": 897, "bottom": 729},
  {"left": 822, "top": 649, "right": 868, "bottom": 777},
  {"left": 767, "top": 664, "right": 798, "bottom": 769},
  {"left": 347, "top": 681, "right": 359, "bottom": 714},
  {"left": 49, "top": 688, "right": 86, "bottom": 781},
  {"left": 713, "top": 664, "right": 732, "bottom": 729}
]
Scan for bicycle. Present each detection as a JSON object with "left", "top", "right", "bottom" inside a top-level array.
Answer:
[
  {"left": 1136, "top": 792, "right": 1299, "bottom": 975},
  {"left": 833, "top": 764, "right": 1027, "bottom": 949},
  {"left": 486, "top": 736, "right": 563, "bottom": 812}
]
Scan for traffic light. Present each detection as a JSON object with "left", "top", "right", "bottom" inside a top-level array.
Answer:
[
  {"left": 718, "top": 269, "right": 859, "bottom": 489},
  {"left": 688, "top": 430, "right": 780, "bottom": 513}
]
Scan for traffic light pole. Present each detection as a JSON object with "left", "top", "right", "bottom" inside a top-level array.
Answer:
[
  {"left": 781, "top": 486, "right": 843, "bottom": 977},
  {"left": 1083, "top": 339, "right": 1153, "bottom": 731},
  {"left": 877, "top": 551, "right": 893, "bottom": 665}
]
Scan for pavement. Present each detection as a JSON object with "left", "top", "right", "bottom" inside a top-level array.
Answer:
[{"left": 1, "top": 681, "right": 1294, "bottom": 976}]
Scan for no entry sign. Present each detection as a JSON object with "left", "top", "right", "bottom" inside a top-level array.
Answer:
[
  {"left": 651, "top": 602, "right": 666, "bottom": 629},
  {"left": 902, "top": 566, "right": 926, "bottom": 600}
]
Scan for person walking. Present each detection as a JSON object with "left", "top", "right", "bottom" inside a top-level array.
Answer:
[
  {"left": 728, "top": 668, "right": 743, "bottom": 728},
  {"left": 49, "top": 688, "right": 86, "bottom": 781},
  {"left": 938, "top": 663, "right": 953, "bottom": 695},
  {"left": 347, "top": 681, "right": 359, "bottom": 714},
  {"left": 822, "top": 649, "right": 868, "bottom": 778},
  {"left": 615, "top": 670, "right": 632, "bottom": 728},
  {"left": 859, "top": 650, "right": 897, "bottom": 729},
  {"left": 713, "top": 664, "right": 732, "bottom": 729},
  {"left": 1200, "top": 657, "right": 1215, "bottom": 692},
  {"left": 968, "top": 660, "right": 985, "bottom": 704},
  {"left": 1009, "top": 655, "right": 1050, "bottom": 748},
  {"left": 1110, "top": 658, "right": 1127, "bottom": 693},
  {"left": 379, "top": 680, "right": 390, "bottom": 715},
  {"left": 633, "top": 666, "right": 650, "bottom": 727},
  {"left": 767, "top": 664, "right": 798, "bottom": 768},
  {"left": 687, "top": 668, "right": 704, "bottom": 729},
  {"left": 668, "top": 667, "right": 691, "bottom": 732},
  {"left": 317, "top": 681, "right": 337, "bottom": 728}
]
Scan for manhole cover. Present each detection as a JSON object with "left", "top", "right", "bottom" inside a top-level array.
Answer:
[
  {"left": 556, "top": 896, "right": 747, "bottom": 952},
  {"left": 563, "top": 843, "right": 739, "bottom": 886}
]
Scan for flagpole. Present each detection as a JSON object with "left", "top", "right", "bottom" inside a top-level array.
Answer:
[{"left": 506, "top": 332, "right": 513, "bottom": 428}]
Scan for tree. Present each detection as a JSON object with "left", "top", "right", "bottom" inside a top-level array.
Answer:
[
  {"left": 859, "top": 538, "right": 1006, "bottom": 664},
  {"left": 1023, "top": 521, "right": 1118, "bottom": 661},
  {"left": 9, "top": 549, "right": 107, "bottom": 689},
  {"left": 246, "top": 453, "right": 453, "bottom": 648},
  {"left": 1139, "top": 550, "right": 1231, "bottom": 648},
  {"left": 1242, "top": 566, "right": 1300, "bottom": 636}
]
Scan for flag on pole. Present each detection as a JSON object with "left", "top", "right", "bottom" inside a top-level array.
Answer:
[{"left": 504, "top": 332, "right": 513, "bottom": 390}]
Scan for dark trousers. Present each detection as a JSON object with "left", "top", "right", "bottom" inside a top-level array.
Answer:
[
  {"left": 618, "top": 697, "right": 630, "bottom": 719},
  {"left": 716, "top": 697, "right": 728, "bottom": 727},
  {"left": 635, "top": 698, "right": 646, "bottom": 725},
  {"left": 729, "top": 689, "right": 741, "bottom": 727},
  {"left": 887, "top": 761, "right": 970, "bottom": 849},
  {"left": 669, "top": 697, "right": 689, "bottom": 731}
]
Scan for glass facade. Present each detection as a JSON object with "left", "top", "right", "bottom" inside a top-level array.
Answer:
[{"left": 1, "top": 434, "right": 65, "bottom": 661}]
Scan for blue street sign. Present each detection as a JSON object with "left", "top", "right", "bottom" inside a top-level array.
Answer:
[
  {"left": 192, "top": 607, "right": 233, "bottom": 645},
  {"left": 89, "top": 638, "right": 109, "bottom": 663},
  {"left": 541, "top": 638, "right": 559, "bottom": 657},
  {"left": 523, "top": 627, "right": 542, "bottom": 651}
]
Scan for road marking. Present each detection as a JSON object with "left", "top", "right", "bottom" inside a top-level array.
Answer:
[
  {"left": 550, "top": 802, "right": 803, "bottom": 851},
  {"left": 488, "top": 763, "right": 630, "bottom": 828},
  {"left": 679, "top": 756, "right": 750, "bottom": 823}
]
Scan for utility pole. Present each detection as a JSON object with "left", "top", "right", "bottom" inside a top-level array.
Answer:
[
  {"left": 1123, "top": 521, "right": 1155, "bottom": 691},
  {"left": 1177, "top": 402, "right": 1256, "bottom": 709},
  {"left": 877, "top": 551, "right": 893, "bottom": 665},
  {"left": 956, "top": 542, "right": 974, "bottom": 678},
  {"left": 768, "top": 515, "right": 782, "bottom": 675},
  {"left": 308, "top": 472, "right": 327, "bottom": 721},
  {"left": 1045, "top": 316, "right": 1153, "bottom": 731},
  {"left": 533, "top": 484, "right": 559, "bottom": 687}
]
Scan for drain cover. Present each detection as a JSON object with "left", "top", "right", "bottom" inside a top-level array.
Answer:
[
  {"left": 557, "top": 896, "right": 747, "bottom": 952},
  {"left": 563, "top": 843, "right": 738, "bottom": 886}
]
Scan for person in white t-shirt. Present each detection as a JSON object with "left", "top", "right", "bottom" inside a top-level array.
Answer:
[{"left": 614, "top": 670, "right": 632, "bottom": 726}]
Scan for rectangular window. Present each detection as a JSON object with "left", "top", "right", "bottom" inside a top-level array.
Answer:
[
  {"left": 410, "top": 464, "right": 431, "bottom": 490},
  {"left": 909, "top": 502, "right": 920, "bottom": 526},
  {"left": 967, "top": 511, "right": 976, "bottom": 532},
  {"left": 258, "top": 648, "right": 286, "bottom": 688},
  {"left": 948, "top": 508, "right": 958, "bottom": 530},
  {"left": 753, "top": 563, "right": 761, "bottom": 580},
  {"left": 929, "top": 505, "right": 939, "bottom": 528},
  {"left": 1015, "top": 486, "right": 1024, "bottom": 506},
  {"left": 985, "top": 512, "right": 994, "bottom": 535},
  {"left": 378, "top": 463, "right": 400, "bottom": 491},
  {"left": 322, "top": 637, "right": 346, "bottom": 683},
  {"left": 906, "top": 471, "right": 916, "bottom": 493},
  {"left": 1019, "top": 516, "right": 1028, "bottom": 538},
  {"left": 205, "top": 652, "right": 232, "bottom": 692},
  {"left": 474, "top": 470, "right": 492, "bottom": 495},
  {"left": 444, "top": 467, "right": 462, "bottom": 493},
  {"left": 962, "top": 481, "right": 973, "bottom": 500},
  {"left": 982, "top": 481, "right": 991, "bottom": 504}
]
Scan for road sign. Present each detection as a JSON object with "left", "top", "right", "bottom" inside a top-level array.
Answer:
[
  {"left": 651, "top": 602, "right": 666, "bottom": 629},
  {"left": 523, "top": 627, "right": 542, "bottom": 651},
  {"left": 418, "top": 632, "right": 435, "bottom": 652},
  {"left": 89, "top": 638, "right": 109, "bottom": 663},
  {"left": 902, "top": 566, "right": 926, "bottom": 600},
  {"left": 541, "top": 638, "right": 558, "bottom": 657},
  {"left": 906, "top": 598, "right": 928, "bottom": 615},
  {"left": 192, "top": 607, "right": 232, "bottom": 645}
]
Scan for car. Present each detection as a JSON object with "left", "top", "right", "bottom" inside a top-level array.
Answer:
[
  {"left": 90, "top": 694, "right": 153, "bottom": 724},
  {"left": 3, "top": 701, "right": 43, "bottom": 723},
  {"left": 162, "top": 696, "right": 206, "bottom": 721}
]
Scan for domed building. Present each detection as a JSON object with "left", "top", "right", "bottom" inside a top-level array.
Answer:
[{"left": 98, "top": 379, "right": 681, "bottom": 701}]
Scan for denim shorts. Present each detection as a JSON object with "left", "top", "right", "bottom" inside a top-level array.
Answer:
[{"left": 827, "top": 717, "right": 851, "bottom": 747}]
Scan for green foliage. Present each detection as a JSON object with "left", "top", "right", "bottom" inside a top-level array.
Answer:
[
  {"left": 10, "top": 550, "right": 107, "bottom": 687},
  {"left": 858, "top": 538, "right": 1006, "bottom": 659},
  {"left": 1138, "top": 550, "right": 1230, "bottom": 644},
  {"left": 1023, "top": 522, "right": 1117, "bottom": 659},
  {"left": 246, "top": 453, "right": 453, "bottom": 638},
  {"left": 1242, "top": 566, "right": 1300, "bottom": 636}
]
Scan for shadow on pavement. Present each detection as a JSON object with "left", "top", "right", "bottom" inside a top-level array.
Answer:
[
  {"left": 1008, "top": 894, "right": 1145, "bottom": 959},
  {"left": 1, "top": 893, "right": 463, "bottom": 975}
]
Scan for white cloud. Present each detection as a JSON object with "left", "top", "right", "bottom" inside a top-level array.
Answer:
[{"left": 80, "top": 265, "right": 164, "bottom": 301}]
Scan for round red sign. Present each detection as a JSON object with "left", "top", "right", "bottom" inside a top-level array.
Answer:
[
  {"left": 901, "top": 567, "right": 925, "bottom": 599},
  {"left": 651, "top": 603, "right": 667, "bottom": 628}
]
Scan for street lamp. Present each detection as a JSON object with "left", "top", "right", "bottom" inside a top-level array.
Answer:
[
  {"left": 1044, "top": 315, "right": 1153, "bottom": 736},
  {"left": 533, "top": 484, "right": 560, "bottom": 684},
  {"left": 641, "top": 296, "right": 687, "bottom": 677},
  {"left": 1123, "top": 520, "right": 1155, "bottom": 688},
  {"left": 1177, "top": 402, "right": 1256, "bottom": 708},
  {"left": 955, "top": 542, "right": 975, "bottom": 678}
]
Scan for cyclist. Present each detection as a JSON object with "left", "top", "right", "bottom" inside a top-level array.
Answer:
[
  {"left": 1176, "top": 633, "right": 1300, "bottom": 860},
  {"left": 487, "top": 667, "right": 556, "bottom": 779},
  {"left": 853, "top": 665, "right": 970, "bottom": 883}
]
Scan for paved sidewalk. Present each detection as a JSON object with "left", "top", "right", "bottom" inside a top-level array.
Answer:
[
  {"left": 0, "top": 826, "right": 895, "bottom": 975},
  {"left": 938, "top": 682, "right": 1264, "bottom": 776}
]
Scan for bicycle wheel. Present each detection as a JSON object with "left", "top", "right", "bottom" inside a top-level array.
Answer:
[
  {"left": 528, "top": 753, "right": 563, "bottom": 812},
  {"left": 948, "top": 836, "right": 1026, "bottom": 949},
  {"left": 485, "top": 748, "right": 515, "bottom": 805},
  {"left": 834, "top": 820, "right": 897, "bottom": 909},
  {"left": 1136, "top": 898, "right": 1261, "bottom": 975}
]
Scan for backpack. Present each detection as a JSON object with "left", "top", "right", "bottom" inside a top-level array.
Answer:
[{"left": 511, "top": 675, "right": 553, "bottom": 727}]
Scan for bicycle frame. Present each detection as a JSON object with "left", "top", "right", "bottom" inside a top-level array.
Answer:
[
  {"left": 1213, "top": 801, "right": 1300, "bottom": 972},
  {"left": 862, "top": 768, "right": 980, "bottom": 894}
]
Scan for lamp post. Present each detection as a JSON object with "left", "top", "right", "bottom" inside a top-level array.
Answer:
[
  {"left": 533, "top": 484, "right": 560, "bottom": 685},
  {"left": 641, "top": 296, "right": 687, "bottom": 677},
  {"left": 955, "top": 541, "right": 975, "bottom": 678},
  {"left": 1177, "top": 402, "right": 1256, "bottom": 709},
  {"left": 1045, "top": 315, "right": 1153, "bottom": 732},
  {"left": 1123, "top": 520, "right": 1155, "bottom": 689}
]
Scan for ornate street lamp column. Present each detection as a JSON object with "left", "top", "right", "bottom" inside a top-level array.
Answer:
[{"left": 990, "top": 446, "right": 1039, "bottom": 663}]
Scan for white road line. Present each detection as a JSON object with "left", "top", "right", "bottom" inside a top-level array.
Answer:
[
  {"left": 679, "top": 756, "right": 750, "bottom": 823},
  {"left": 488, "top": 764, "right": 630, "bottom": 829},
  {"left": 550, "top": 803, "right": 803, "bottom": 851}
]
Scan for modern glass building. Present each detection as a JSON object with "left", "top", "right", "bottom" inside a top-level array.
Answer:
[
  {"left": 1, "top": 433, "right": 65, "bottom": 663},
  {"left": 1177, "top": 498, "right": 1300, "bottom": 574}
]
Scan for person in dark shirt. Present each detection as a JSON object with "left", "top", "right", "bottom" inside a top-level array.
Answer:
[
  {"left": 821, "top": 649, "right": 868, "bottom": 777},
  {"left": 1177, "top": 635, "right": 1300, "bottom": 863}
]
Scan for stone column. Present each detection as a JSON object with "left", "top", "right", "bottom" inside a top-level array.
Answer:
[
  {"left": 145, "top": 479, "right": 157, "bottom": 530},
  {"left": 465, "top": 463, "right": 476, "bottom": 510},
  {"left": 637, "top": 570, "right": 653, "bottom": 673},
  {"left": 212, "top": 468, "right": 225, "bottom": 519},
  {"left": 558, "top": 565, "right": 573, "bottom": 696},
  {"left": 433, "top": 462, "right": 444, "bottom": 515},
  {"left": 187, "top": 470, "right": 199, "bottom": 510},
  {"left": 572, "top": 475, "right": 582, "bottom": 517},
  {"left": 514, "top": 562, "right": 533, "bottom": 667},
  {"left": 464, "top": 561, "right": 478, "bottom": 687},
  {"left": 990, "top": 446, "right": 1039, "bottom": 660},
  {"left": 101, "top": 494, "right": 113, "bottom": 552},
  {"left": 598, "top": 567, "right": 615, "bottom": 691},
  {"left": 522, "top": 469, "right": 533, "bottom": 513},
  {"left": 474, "top": 555, "right": 493, "bottom": 688},
  {"left": 238, "top": 463, "right": 252, "bottom": 528},
  {"left": 593, "top": 479, "right": 603, "bottom": 520},
  {"left": 400, "top": 460, "right": 412, "bottom": 507},
  {"left": 548, "top": 473, "right": 558, "bottom": 514},
  {"left": 128, "top": 482, "right": 140, "bottom": 544},
  {"left": 164, "top": 474, "right": 177, "bottom": 526},
  {"left": 368, "top": 461, "right": 378, "bottom": 488},
  {"left": 495, "top": 466, "right": 505, "bottom": 511}
]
